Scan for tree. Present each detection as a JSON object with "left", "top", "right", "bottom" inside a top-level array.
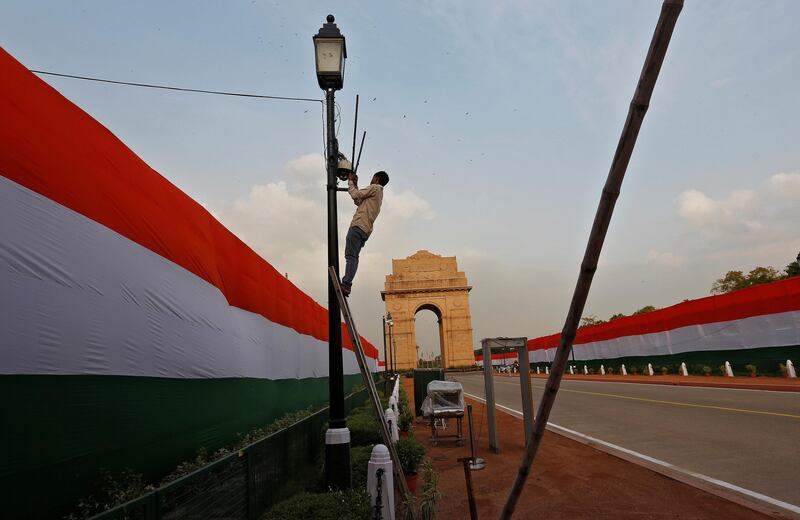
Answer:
[
  {"left": 608, "top": 313, "right": 626, "bottom": 321},
  {"left": 711, "top": 265, "right": 784, "bottom": 294},
  {"left": 579, "top": 315, "right": 606, "bottom": 328},
  {"left": 633, "top": 305, "right": 657, "bottom": 315},
  {"left": 711, "top": 270, "right": 748, "bottom": 294},
  {"left": 746, "top": 266, "right": 781, "bottom": 285},
  {"left": 785, "top": 252, "right": 800, "bottom": 278}
]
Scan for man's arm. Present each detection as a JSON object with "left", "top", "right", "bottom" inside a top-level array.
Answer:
[{"left": 347, "top": 178, "right": 376, "bottom": 203}]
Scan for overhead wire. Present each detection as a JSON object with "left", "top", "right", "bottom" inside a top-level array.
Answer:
[{"left": 29, "top": 69, "right": 323, "bottom": 103}]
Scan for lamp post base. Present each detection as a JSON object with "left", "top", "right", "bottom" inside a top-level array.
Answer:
[{"left": 325, "top": 427, "right": 352, "bottom": 489}]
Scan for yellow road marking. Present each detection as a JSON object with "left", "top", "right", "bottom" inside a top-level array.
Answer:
[{"left": 530, "top": 385, "right": 800, "bottom": 419}]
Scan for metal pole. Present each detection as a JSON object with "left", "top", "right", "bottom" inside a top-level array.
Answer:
[
  {"left": 481, "top": 339, "right": 499, "bottom": 453},
  {"left": 382, "top": 315, "right": 389, "bottom": 393},
  {"left": 324, "top": 87, "right": 350, "bottom": 490},
  {"left": 390, "top": 324, "right": 397, "bottom": 374},
  {"left": 351, "top": 94, "right": 359, "bottom": 164},
  {"left": 498, "top": 1, "right": 683, "bottom": 517},
  {"left": 467, "top": 404, "right": 485, "bottom": 471},
  {"left": 517, "top": 344, "right": 533, "bottom": 445}
]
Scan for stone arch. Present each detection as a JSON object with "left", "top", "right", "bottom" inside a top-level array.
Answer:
[
  {"left": 412, "top": 302, "right": 445, "bottom": 367},
  {"left": 382, "top": 251, "right": 475, "bottom": 370}
]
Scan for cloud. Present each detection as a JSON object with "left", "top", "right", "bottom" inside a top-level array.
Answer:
[
  {"left": 675, "top": 172, "right": 800, "bottom": 250},
  {"left": 676, "top": 188, "right": 761, "bottom": 231},
  {"left": 208, "top": 153, "right": 438, "bottom": 311},
  {"left": 646, "top": 250, "right": 686, "bottom": 268}
]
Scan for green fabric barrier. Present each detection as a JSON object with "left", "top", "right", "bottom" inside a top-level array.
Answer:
[
  {"left": 0, "top": 373, "right": 365, "bottom": 519},
  {"left": 530, "top": 344, "right": 800, "bottom": 376}
]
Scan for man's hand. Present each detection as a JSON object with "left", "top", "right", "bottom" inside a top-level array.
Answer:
[{"left": 348, "top": 172, "right": 358, "bottom": 184}]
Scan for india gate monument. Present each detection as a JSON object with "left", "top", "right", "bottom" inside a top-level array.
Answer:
[{"left": 381, "top": 250, "right": 476, "bottom": 369}]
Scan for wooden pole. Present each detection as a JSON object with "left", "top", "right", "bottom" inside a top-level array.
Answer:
[{"left": 498, "top": 1, "right": 683, "bottom": 518}]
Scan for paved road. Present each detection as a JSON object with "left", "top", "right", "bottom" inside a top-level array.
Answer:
[{"left": 453, "top": 373, "right": 800, "bottom": 507}]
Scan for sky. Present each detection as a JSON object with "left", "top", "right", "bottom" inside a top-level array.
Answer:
[{"left": 2, "top": 0, "right": 799, "bottom": 360}]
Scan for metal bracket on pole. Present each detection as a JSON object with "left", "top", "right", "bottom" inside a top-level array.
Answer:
[
  {"left": 481, "top": 338, "right": 499, "bottom": 454},
  {"left": 329, "top": 267, "right": 415, "bottom": 512}
]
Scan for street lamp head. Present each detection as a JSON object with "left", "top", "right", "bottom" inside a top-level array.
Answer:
[
  {"left": 386, "top": 311, "right": 393, "bottom": 326},
  {"left": 313, "top": 14, "right": 347, "bottom": 90}
]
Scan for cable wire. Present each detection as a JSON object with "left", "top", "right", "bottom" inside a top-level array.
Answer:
[{"left": 29, "top": 69, "right": 322, "bottom": 104}]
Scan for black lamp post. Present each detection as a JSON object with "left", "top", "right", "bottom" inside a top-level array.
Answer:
[{"left": 314, "top": 14, "right": 349, "bottom": 490}]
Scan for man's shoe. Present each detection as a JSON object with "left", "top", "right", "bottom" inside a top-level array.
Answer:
[{"left": 342, "top": 285, "right": 351, "bottom": 297}]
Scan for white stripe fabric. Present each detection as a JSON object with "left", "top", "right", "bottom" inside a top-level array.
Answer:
[
  {"left": 0, "top": 176, "right": 374, "bottom": 379},
  {"left": 527, "top": 311, "right": 800, "bottom": 363}
]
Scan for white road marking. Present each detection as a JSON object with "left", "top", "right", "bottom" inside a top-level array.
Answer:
[{"left": 463, "top": 391, "right": 800, "bottom": 516}]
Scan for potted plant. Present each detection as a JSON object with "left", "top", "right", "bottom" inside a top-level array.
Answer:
[
  {"left": 745, "top": 364, "right": 757, "bottom": 378},
  {"left": 398, "top": 412, "right": 412, "bottom": 438},
  {"left": 702, "top": 365, "right": 712, "bottom": 377},
  {"left": 660, "top": 366, "right": 668, "bottom": 375},
  {"left": 607, "top": 367, "right": 615, "bottom": 375},
  {"left": 779, "top": 363, "right": 788, "bottom": 378},
  {"left": 418, "top": 459, "right": 441, "bottom": 520},
  {"left": 396, "top": 437, "right": 426, "bottom": 493},
  {"left": 630, "top": 366, "right": 639, "bottom": 375}
]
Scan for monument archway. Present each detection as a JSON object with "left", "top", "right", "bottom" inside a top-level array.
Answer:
[{"left": 381, "top": 251, "right": 475, "bottom": 370}]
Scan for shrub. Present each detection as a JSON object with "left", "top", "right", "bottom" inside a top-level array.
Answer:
[
  {"left": 348, "top": 413, "right": 382, "bottom": 447},
  {"left": 779, "top": 363, "right": 788, "bottom": 376},
  {"left": 396, "top": 437, "right": 426, "bottom": 475},
  {"left": 606, "top": 367, "right": 615, "bottom": 375},
  {"left": 264, "top": 490, "right": 371, "bottom": 520},
  {"left": 745, "top": 364, "right": 757, "bottom": 375},
  {"left": 702, "top": 365, "right": 712, "bottom": 375},
  {"left": 64, "top": 469, "right": 155, "bottom": 520},
  {"left": 398, "top": 412, "right": 413, "bottom": 432},
  {"left": 398, "top": 385, "right": 410, "bottom": 414},
  {"left": 349, "top": 445, "right": 374, "bottom": 489},
  {"left": 660, "top": 366, "right": 669, "bottom": 375}
]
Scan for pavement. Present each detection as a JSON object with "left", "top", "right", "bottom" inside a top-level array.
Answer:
[
  {"left": 505, "top": 372, "right": 800, "bottom": 392},
  {"left": 452, "top": 372, "right": 800, "bottom": 510}
]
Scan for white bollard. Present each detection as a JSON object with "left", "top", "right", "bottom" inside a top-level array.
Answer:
[
  {"left": 545, "top": 366, "right": 549, "bottom": 375},
  {"left": 724, "top": 361, "right": 734, "bottom": 377},
  {"left": 680, "top": 362, "right": 688, "bottom": 376},
  {"left": 536, "top": 366, "right": 540, "bottom": 374},
  {"left": 385, "top": 407, "right": 399, "bottom": 442},
  {"left": 647, "top": 363, "right": 654, "bottom": 376},
  {"left": 787, "top": 359, "right": 797, "bottom": 378},
  {"left": 600, "top": 365, "right": 606, "bottom": 375},
  {"left": 621, "top": 364, "right": 627, "bottom": 376},
  {"left": 368, "top": 445, "right": 395, "bottom": 520},
  {"left": 583, "top": 365, "right": 588, "bottom": 375},
  {"left": 569, "top": 366, "right": 574, "bottom": 375}
]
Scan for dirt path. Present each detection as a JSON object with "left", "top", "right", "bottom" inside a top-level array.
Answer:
[{"left": 403, "top": 378, "right": 775, "bottom": 519}]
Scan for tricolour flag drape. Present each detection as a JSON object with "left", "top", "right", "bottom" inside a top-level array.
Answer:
[{"left": 0, "top": 47, "right": 377, "bottom": 519}]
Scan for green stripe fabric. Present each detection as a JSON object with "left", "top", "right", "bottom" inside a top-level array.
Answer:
[
  {"left": 0, "top": 373, "right": 364, "bottom": 519},
  {"left": 531, "top": 344, "right": 800, "bottom": 376}
]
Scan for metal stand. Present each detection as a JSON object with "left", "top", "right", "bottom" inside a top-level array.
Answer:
[
  {"left": 480, "top": 339, "right": 499, "bottom": 453},
  {"left": 466, "top": 404, "right": 485, "bottom": 470},
  {"left": 516, "top": 341, "right": 533, "bottom": 445}
]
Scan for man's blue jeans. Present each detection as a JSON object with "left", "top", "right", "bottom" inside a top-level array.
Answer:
[{"left": 342, "top": 226, "right": 368, "bottom": 289}]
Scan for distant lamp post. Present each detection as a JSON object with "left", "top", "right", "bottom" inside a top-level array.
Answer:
[
  {"left": 386, "top": 313, "right": 394, "bottom": 374},
  {"left": 314, "top": 14, "right": 349, "bottom": 490}
]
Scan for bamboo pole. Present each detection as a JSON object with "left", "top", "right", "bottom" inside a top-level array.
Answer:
[{"left": 498, "top": 1, "right": 683, "bottom": 518}]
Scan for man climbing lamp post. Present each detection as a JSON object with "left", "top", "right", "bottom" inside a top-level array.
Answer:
[{"left": 314, "top": 14, "right": 350, "bottom": 489}]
